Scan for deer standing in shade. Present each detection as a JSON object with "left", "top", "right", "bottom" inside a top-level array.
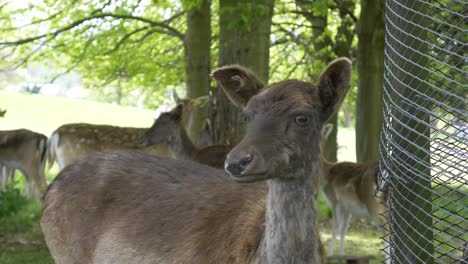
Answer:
[
  {"left": 0, "top": 129, "right": 47, "bottom": 199},
  {"left": 41, "top": 58, "right": 352, "bottom": 264},
  {"left": 47, "top": 100, "right": 195, "bottom": 170},
  {"left": 141, "top": 103, "right": 230, "bottom": 169},
  {"left": 320, "top": 124, "right": 389, "bottom": 262}
]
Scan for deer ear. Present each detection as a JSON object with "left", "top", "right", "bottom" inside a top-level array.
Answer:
[
  {"left": 170, "top": 103, "right": 184, "bottom": 121},
  {"left": 211, "top": 65, "right": 265, "bottom": 108},
  {"left": 321, "top": 124, "right": 334, "bottom": 140},
  {"left": 172, "top": 89, "right": 181, "bottom": 103},
  {"left": 317, "top": 58, "right": 352, "bottom": 122}
]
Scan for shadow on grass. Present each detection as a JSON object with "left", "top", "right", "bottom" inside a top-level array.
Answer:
[{"left": 0, "top": 189, "right": 52, "bottom": 264}]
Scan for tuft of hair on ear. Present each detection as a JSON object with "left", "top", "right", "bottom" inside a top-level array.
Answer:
[
  {"left": 169, "top": 103, "right": 184, "bottom": 121},
  {"left": 318, "top": 57, "right": 352, "bottom": 122},
  {"left": 211, "top": 65, "right": 265, "bottom": 108},
  {"left": 321, "top": 123, "right": 334, "bottom": 141}
]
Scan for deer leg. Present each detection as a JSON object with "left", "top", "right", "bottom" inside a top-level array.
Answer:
[
  {"left": 328, "top": 205, "right": 342, "bottom": 256},
  {"left": 339, "top": 211, "right": 352, "bottom": 255},
  {"left": 1, "top": 166, "right": 14, "bottom": 191},
  {"left": 1, "top": 166, "right": 7, "bottom": 191}
]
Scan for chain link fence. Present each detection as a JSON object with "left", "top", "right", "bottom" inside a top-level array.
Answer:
[{"left": 379, "top": 0, "right": 467, "bottom": 263}]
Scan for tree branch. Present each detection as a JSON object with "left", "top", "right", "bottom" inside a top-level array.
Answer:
[
  {"left": 331, "top": 0, "right": 358, "bottom": 23},
  {"left": 104, "top": 26, "right": 150, "bottom": 55},
  {"left": 0, "top": 12, "right": 184, "bottom": 46},
  {"left": 49, "top": 37, "right": 94, "bottom": 83}
]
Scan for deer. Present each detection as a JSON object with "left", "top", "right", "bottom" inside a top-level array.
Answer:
[
  {"left": 47, "top": 100, "right": 196, "bottom": 170},
  {"left": 319, "top": 124, "right": 389, "bottom": 261},
  {"left": 141, "top": 103, "right": 230, "bottom": 169},
  {"left": 41, "top": 58, "right": 352, "bottom": 264},
  {"left": 0, "top": 129, "right": 48, "bottom": 199},
  {"left": 0, "top": 108, "right": 6, "bottom": 117}
]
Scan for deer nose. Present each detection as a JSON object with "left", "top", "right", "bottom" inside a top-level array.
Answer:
[{"left": 224, "top": 154, "right": 254, "bottom": 176}]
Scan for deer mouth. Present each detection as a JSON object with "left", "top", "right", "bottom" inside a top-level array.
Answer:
[{"left": 229, "top": 172, "right": 269, "bottom": 183}]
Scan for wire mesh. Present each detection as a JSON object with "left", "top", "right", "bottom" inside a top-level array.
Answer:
[{"left": 379, "top": 0, "right": 467, "bottom": 263}]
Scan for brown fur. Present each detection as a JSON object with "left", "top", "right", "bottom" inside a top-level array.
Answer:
[
  {"left": 47, "top": 101, "right": 196, "bottom": 170},
  {"left": 142, "top": 104, "right": 230, "bottom": 169},
  {"left": 193, "top": 145, "right": 231, "bottom": 168},
  {"left": 0, "top": 129, "right": 47, "bottom": 199},
  {"left": 320, "top": 158, "right": 388, "bottom": 258},
  {"left": 41, "top": 58, "right": 352, "bottom": 264}
]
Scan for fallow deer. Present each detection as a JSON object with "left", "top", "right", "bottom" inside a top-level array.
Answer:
[
  {"left": 142, "top": 103, "right": 230, "bottom": 169},
  {"left": 319, "top": 124, "right": 389, "bottom": 260},
  {"left": 0, "top": 129, "right": 47, "bottom": 199},
  {"left": 41, "top": 58, "right": 352, "bottom": 264},
  {"left": 47, "top": 100, "right": 195, "bottom": 169}
]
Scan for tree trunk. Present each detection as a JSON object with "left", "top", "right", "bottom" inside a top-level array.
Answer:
[
  {"left": 184, "top": 0, "right": 211, "bottom": 143},
  {"left": 211, "top": 0, "right": 274, "bottom": 145},
  {"left": 355, "top": 0, "right": 385, "bottom": 162},
  {"left": 385, "top": 0, "right": 433, "bottom": 262}
]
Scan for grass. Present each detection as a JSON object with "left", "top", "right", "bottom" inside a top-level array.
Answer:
[
  {"left": 0, "top": 187, "right": 52, "bottom": 264},
  {"left": 0, "top": 91, "right": 373, "bottom": 263},
  {"left": 0, "top": 90, "right": 155, "bottom": 135},
  {"left": 321, "top": 224, "right": 385, "bottom": 264}
]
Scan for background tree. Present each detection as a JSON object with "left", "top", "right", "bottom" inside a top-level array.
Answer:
[
  {"left": 210, "top": 0, "right": 275, "bottom": 145},
  {"left": 184, "top": 0, "right": 211, "bottom": 141},
  {"left": 355, "top": 0, "right": 385, "bottom": 162}
]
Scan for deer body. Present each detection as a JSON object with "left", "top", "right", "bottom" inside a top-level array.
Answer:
[
  {"left": 0, "top": 129, "right": 47, "bottom": 198},
  {"left": 48, "top": 123, "right": 174, "bottom": 169},
  {"left": 320, "top": 159, "right": 387, "bottom": 257},
  {"left": 42, "top": 58, "right": 352, "bottom": 263},
  {"left": 43, "top": 152, "right": 266, "bottom": 264},
  {"left": 48, "top": 101, "right": 197, "bottom": 170}
]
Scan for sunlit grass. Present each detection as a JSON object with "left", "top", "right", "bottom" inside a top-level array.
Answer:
[
  {"left": 0, "top": 90, "right": 155, "bottom": 135},
  {"left": 321, "top": 223, "right": 385, "bottom": 264}
]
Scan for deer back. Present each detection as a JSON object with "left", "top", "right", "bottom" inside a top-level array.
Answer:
[
  {"left": 42, "top": 151, "right": 267, "bottom": 264},
  {"left": 49, "top": 123, "right": 174, "bottom": 169}
]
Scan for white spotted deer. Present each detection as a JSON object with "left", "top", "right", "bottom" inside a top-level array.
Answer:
[
  {"left": 0, "top": 129, "right": 48, "bottom": 199},
  {"left": 47, "top": 100, "right": 196, "bottom": 170},
  {"left": 319, "top": 124, "right": 389, "bottom": 261},
  {"left": 141, "top": 103, "right": 230, "bottom": 169},
  {"left": 41, "top": 58, "right": 352, "bottom": 264}
]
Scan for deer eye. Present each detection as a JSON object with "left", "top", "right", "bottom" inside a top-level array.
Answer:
[
  {"left": 241, "top": 114, "right": 251, "bottom": 123},
  {"left": 295, "top": 115, "right": 309, "bottom": 125}
]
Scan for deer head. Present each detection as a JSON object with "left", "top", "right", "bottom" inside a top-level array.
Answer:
[
  {"left": 212, "top": 58, "right": 352, "bottom": 183},
  {"left": 142, "top": 104, "right": 184, "bottom": 147}
]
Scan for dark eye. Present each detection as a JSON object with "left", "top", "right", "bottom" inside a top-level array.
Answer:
[
  {"left": 241, "top": 114, "right": 251, "bottom": 123},
  {"left": 295, "top": 115, "right": 309, "bottom": 125}
]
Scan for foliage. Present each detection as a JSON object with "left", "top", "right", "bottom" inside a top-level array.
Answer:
[
  {"left": 0, "top": 183, "right": 28, "bottom": 219},
  {"left": 0, "top": 0, "right": 187, "bottom": 108},
  {"left": 0, "top": 199, "right": 52, "bottom": 264}
]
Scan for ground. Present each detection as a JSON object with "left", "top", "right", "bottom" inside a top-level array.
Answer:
[{"left": 0, "top": 90, "right": 384, "bottom": 263}]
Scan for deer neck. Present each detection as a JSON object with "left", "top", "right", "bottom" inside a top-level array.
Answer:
[
  {"left": 262, "top": 154, "right": 321, "bottom": 264},
  {"left": 319, "top": 157, "right": 334, "bottom": 187},
  {"left": 174, "top": 127, "right": 197, "bottom": 160}
]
